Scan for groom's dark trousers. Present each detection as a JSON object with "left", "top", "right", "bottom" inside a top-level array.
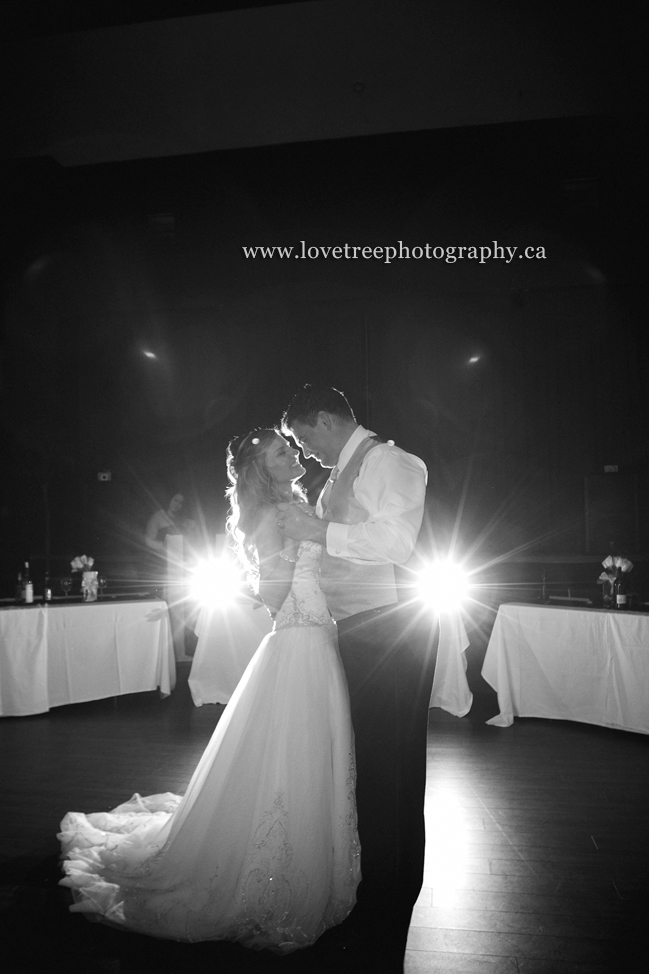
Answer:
[{"left": 336, "top": 601, "right": 438, "bottom": 950}]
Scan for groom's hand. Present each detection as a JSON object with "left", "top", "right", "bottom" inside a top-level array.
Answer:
[{"left": 277, "top": 503, "right": 328, "bottom": 545}]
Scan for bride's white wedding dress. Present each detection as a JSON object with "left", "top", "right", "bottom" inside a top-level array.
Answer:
[{"left": 58, "top": 541, "right": 360, "bottom": 953}]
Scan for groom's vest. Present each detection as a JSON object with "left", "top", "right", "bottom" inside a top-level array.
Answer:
[{"left": 319, "top": 436, "right": 398, "bottom": 621}]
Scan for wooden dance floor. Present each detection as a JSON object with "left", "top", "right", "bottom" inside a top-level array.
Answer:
[{"left": 1, "top": 658, "right": 647, "bottom": 973}]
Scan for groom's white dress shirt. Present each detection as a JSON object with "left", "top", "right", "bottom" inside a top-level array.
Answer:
[{"left": 316, "top": 425, "right": 427, "bottom": 567}]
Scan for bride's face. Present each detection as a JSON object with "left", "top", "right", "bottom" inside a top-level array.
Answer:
[{"left": 265, "top": 434, "right": 306, "bottom": 486}]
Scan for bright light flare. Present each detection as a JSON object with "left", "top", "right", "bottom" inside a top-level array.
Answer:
[
  {"left": 416, "top": 559, "right": 469, "bottom": 613},
  {"left": 189, "top": 556, "right": 243, "bottom": 609}
]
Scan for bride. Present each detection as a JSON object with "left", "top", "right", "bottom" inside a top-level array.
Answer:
[{"left": 58, "top": 429, "right": 360, "bottom": 953}]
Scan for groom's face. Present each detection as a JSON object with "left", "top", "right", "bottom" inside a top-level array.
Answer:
[{"left": 289, "top": 416, "right": 338, "bottom": 469}]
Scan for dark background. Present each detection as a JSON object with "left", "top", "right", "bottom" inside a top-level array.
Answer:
[{"left": 1, "top": 0, "right": 646, "bottom": 599}]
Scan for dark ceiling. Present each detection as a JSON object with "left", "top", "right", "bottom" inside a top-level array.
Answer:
[
  {"left": 4, "top": 0, "right": 643, "bottom": 171},
  {"left": 2, "top": 0, "right": 307, "bottom": 37}
]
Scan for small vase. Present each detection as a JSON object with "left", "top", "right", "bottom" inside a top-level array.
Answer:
[
  {"left": 602, "top": 578, "right": 614, "bottom": 608},
  {"left": 81, "top": 570, "right": 99, "bottom": 602}
]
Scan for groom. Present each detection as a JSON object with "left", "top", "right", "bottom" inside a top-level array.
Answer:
[{"left": 278, "top": 384, "right": 434, "bottom": 967}]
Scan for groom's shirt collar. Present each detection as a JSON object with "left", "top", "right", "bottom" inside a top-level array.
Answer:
[{"left": 336, "top": 425, "right": 373, "bottom": 475}]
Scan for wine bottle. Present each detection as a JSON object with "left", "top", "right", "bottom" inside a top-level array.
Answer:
[
  {"left": 15, "top": 571, "right": 23, "bottom": 603},
  {"left": 43, "top": 571, "right": 52, "bottom": 604},
  {"left": 613, "top": 567, "right": 628, "bottom": 610},
  {"left": 23, "top": 561, "right": 34, "bottom": 604}
]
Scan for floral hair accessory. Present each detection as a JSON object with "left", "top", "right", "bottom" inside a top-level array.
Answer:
[
  {"left": 251, "top": 437, "right": 260, "bottom": 445},
  {"left": 71, "top": 555, "right": 95, "bottom": 572}
]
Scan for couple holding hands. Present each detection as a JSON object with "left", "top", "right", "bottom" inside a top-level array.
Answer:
[{"left": 59, "top": 384, "right": 433, "bottom": 970}]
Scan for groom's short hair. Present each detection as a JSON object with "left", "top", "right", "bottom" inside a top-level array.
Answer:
[{"left": 282, "top": 384, "right": 356, "bottom": 431}]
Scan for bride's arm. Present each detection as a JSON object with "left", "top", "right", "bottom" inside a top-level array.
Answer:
[{"left": 255, "top": 507, "right": 296, "bottom": 615}]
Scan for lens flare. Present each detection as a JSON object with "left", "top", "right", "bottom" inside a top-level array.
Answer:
[
  {"left": 416, "top": 559, "right": 469, "bottom": 613},
  {"left": 189, "top": 556, "right": 243, "bottom": 609}
]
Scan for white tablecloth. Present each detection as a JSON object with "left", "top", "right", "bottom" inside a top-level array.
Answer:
[
  {"left": 430, "top": 612, "right": 473, "bottom": 716},
  {"left": 189, "top": 599, "right": 273, "bottom": 706},
  {"left": 482, "top": 602, "right": 649, "bottom": 734},
  {"left": 0, "top": 600, "right": 176, "bottom": 717},
  {"left": 190, "top": 598, "right": 472, "bottom": 718}
]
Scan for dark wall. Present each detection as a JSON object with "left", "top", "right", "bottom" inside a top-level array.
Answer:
[{"left": 0, "top": 114, "right": 646, "bottom": 591}]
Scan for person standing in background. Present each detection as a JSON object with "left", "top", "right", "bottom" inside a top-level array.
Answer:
[
  {"left": 144, "top": 492, "right": 198, "bottom": 560},
  {"left": 145, "top": 491, "right": 199, "bottom": 659}
]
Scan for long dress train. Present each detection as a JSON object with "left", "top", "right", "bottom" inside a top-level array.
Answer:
[{"left": 58, "top": 541, "right": 360, "bottom": 953}]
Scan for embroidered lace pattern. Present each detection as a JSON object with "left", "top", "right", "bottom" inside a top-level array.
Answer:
[
  {"left": 274, "top": 542, "right": 333, "bottom": 631},
  {"left": 236, "top": 793, "right": 312, "bottom": 950}
]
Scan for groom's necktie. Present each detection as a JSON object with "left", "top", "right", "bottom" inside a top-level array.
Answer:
[{"left": 319, "top": 466, "right": 339, "bottom": 516}]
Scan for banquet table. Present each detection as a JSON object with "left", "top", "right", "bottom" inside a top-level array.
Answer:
[
  {"left": 189, "top": 598, "right": 472, "bottom": 718},
  {"left": 0, "top": 600, "right": 175, "bottom": 717},
  {"left": 482, "top": 602, "right": 649, "bottom": 734}
]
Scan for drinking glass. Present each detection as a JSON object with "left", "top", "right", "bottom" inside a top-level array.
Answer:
[
  {"left": 98, "top": 575, "right": 108, "bottom": 597},
  {"left": 60, "top": 576, "right": 72, "bottom": 599}
]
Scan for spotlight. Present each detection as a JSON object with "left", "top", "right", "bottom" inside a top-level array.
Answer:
[
  {"left": 189, "top": 556, "right": 243, "bottom": 609},
  {"left": 143, "top": 350, "right": 157, "bottom": 359},
  {"left": 416, "top": 559, "right": 469, "bottom": 613}
]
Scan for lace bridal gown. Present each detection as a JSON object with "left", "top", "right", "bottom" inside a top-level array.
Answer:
[{"left": 59, "top": 541, "right": 360, "bottom": 953}]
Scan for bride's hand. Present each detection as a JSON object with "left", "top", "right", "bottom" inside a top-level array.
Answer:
[
  {"left": 276, "top": 502, "right": 327, "bottom": 545},
  {"left": 277, "top": 501, "right": 315, "bottom": 530},
  {"left": 293, "top": 501, "right": 315, "bottom": 517}
]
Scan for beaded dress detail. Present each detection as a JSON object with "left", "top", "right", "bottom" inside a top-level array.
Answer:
[{"left": 59, "top": 542, "right": 360, "bottom": 953}]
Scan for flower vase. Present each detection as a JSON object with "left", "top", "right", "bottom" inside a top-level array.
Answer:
[
  {"left": 602, "top": 578, "right": 614, "bottom": 608},
  {"left": 81, "top": 571, "right": 99, "bottom": 602}
]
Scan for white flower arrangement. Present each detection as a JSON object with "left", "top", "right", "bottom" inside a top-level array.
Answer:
[
  {"left": 598, "top": 555, "right": 634, "bottom": 606},
  {"left": 71, "top": 555, "right": 95, "bottom": 572},
  {"left": 598, "top": 555, "right": 633, "bottom": 585}
]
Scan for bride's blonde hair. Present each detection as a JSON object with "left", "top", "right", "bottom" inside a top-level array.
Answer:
[{"left": 225, "top": 428, "right": 305, "bottom": 577}]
